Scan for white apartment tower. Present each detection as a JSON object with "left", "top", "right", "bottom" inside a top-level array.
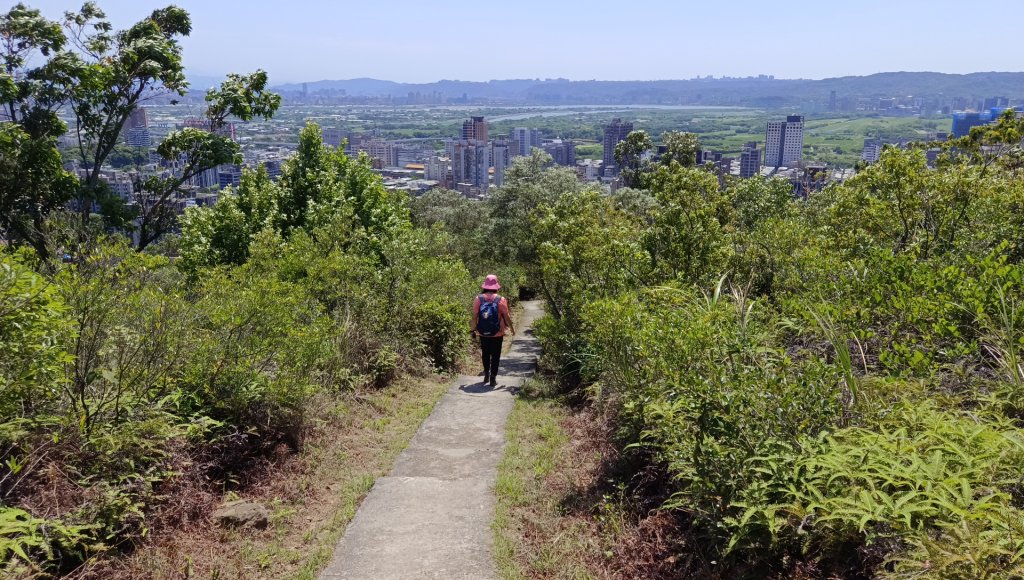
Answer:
[
  {"left": 764, "top": 115, "right": 804, "bottom": 168},
  {"left": 861, "top": 139, "right": 883, "bottom": 164},
  {"left": 425, "top": 156, "right": 450, "bottom": 182}
]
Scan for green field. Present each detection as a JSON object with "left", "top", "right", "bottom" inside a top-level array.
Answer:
[
  {"left": 484, "top": 109, "right": 951, "bottom": 168},
  {"left": 628, "top": 113, "right": 948, "bottom": 167}
]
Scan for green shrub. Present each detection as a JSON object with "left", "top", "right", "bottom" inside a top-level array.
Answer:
[
  {"left": 413, "top": 300, "right": 470, "bottom": 371},
  {"left": 182, "top": 263, "right": 333, "bottom": 439},
  {"left": 0, "top": 252, "right": 70, "bottom": 420},
  {"left": 581, "top": 285, "right": 844, "bottom": 558},
  {"left": 728, "top": 402, "right": 1024, "bottom": 576},
  {"left": 54, "top": 239, "right": 192, "bottom": 434}
]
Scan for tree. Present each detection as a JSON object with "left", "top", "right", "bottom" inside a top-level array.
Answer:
[
  {"left": 534, "top": 188, "right": 646, "bottom": 319},
  {"left": 952, "top": 109, "right": 1024, "bottom": 176},
  {"left": 0, "top": 123, "right": 77, "bottom": 260},
  {"left": 614, "top": 130, "right": 652, "bottom": 188},
  {"left": 811, "top": 147, "right": 983, "bottom": 259},
  {"left": 137, "top": 70, "right": 280, "bottom": 249},
  {"left": 274, "top": 122, "right": 407, "bottom": 247},
  {"left": 0, "top": 3, "right": 65, "bottom": 132},
  {"left": 179, "top": 123, "right": 408, "bottom": 273},
  {"left": 728, "top": 176, "right": 794, "bottom": 231},
  {"left": 50, "top": 2, "right": 192, "bottom": 227},
  {"left": 642, "top": 164, "right": 730, "bottom": 284},
  {"left": 410, "top": 188, "right": 490, "bottom": 270},
  {"left": 4, "top": 3, "right": 280, "bottom": 252},
  {"left": 0, "top": 4, "right": 77, "bottom": 260},
  {"left": 487, "top": 149, "right": 581, "bottom": 268},
  {"left": 660, "top": 131, "right": 699, "bottom": 168},
  {"left": 178, "top": 165, "right": 280, "bottom": 273}
]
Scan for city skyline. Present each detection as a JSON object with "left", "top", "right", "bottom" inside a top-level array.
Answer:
[{"left": 18, "top": 0, "right": 1024, "bottom": 85}]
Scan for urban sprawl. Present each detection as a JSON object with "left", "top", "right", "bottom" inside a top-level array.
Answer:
[{"left": 66, "top": 90, "right": 1021, "bottom": 227}]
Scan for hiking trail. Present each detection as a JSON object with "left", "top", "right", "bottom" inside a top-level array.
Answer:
[{"left": 319, "top": 300, "right": 544, "bottom": 579}]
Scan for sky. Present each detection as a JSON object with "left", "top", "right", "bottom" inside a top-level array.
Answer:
[{"left": 19, "top": 0, "right": 1023, "bottom": 85}]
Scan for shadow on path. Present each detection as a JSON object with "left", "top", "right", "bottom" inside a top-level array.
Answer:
[
  {"left": 319, "top": 300, "right": 544, "bottom": 580},
  {"left": 500, "top": 327, "right": 542, "bottom": 377},
  {"left": 458, "top": 382, "right": 521, "bottom": 395}
]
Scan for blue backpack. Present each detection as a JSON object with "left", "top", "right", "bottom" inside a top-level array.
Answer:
[{"left": 477, "top": 295, "right": 502, "bottom": 336}]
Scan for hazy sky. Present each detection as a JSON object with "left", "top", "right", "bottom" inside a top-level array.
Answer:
[{"left": 19, "top": 0, "right": 1023, "bottom": 84}]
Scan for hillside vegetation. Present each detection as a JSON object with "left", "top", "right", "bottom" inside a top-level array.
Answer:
[
  {"left": 429, "top": 113, "right": 1024, "bottom": 578},
  {"left": 0, "top": 124, "right": 487, "bottom": 576},
  {"left": 4, "top": 3, "right": 1024, "bottom": 577},
  {"left": 3, "top": 101, "right": 1022, "bottom": 580}
]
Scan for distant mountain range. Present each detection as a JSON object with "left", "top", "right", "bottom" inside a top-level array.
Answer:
[{"left": 265, "top": 72, "right": 1024, "bottom": 106}]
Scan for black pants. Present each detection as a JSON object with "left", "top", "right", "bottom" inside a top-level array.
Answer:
[{"left": 480, "top": 336, "right": 503, "bottom": 380}]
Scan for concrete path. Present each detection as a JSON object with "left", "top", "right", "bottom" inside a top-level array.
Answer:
[{"left": 320, "top": 301, "right": 544, "bottom": 580}]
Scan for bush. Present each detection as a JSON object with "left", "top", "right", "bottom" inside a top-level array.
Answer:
[
  {"left": 0, "top": 122, "right": 484, "bottom": 573},
  {"left": 518, "top": 124, "right": 1024, "bottom": 577},
  {"left": 182, "top": 264, "right": 333, "bottom": 441},
  {"left": 413, "top": 300, "right": 470, "bottom": 371},
  {"left": 728, "top": 402, "right": 1024, "bottom": 577},
  {"left": 582, "top": 286, "right": 843, "bottom": 559},
  {"left": 0, "top": 252, "right": 69, "bottom": 420}
]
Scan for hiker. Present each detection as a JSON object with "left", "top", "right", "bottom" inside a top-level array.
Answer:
[{"left": 472, "top": 274, "right": 515, "bottom": 387}]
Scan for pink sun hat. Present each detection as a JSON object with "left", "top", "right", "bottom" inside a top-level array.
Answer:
[{"left": 481, "top": 274, "right": 501, "bottom": 291}]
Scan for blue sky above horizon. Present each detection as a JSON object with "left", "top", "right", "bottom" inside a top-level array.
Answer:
[{"left": 19, "top": 0, "right": 1023, "bottom": 85}]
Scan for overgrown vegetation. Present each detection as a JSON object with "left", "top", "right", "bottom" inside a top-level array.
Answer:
[
  {"left": 467, "top": 112, "right": 1024, "bottom": 577},
  {"left": 0, "top": 114, "right": 481, "bottom": 575}
]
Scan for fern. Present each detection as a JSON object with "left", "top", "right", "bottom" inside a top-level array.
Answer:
[{"left": 0, "top": 508, "right": 96, "bottom": 571}]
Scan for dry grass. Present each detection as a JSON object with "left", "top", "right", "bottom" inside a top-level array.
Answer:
[
  {"left": 71, "top": 374, "right": 450, "bottom": 580},
  {"left": 493, "top": 380, "right": 692, "bottom": 580}
]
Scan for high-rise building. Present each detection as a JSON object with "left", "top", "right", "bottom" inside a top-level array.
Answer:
[
  {"left": 424, "top": 156, "right": 450, "bottom": 183},
  {"left": 764, "top": 115, "right": 804, "bottom": 168},
  {"left": 696, "top": 150, "right": 732, "bottom": 176},
  {"left": 322, "top": 128, "right": 348, "bottom": 148},
  {"left": 127, "top": 107, "right": 148, "bottom": 130},
  {"left": 451, "top": 140, "right": 490, "bottom": 190},
  {"left": 218, "top": 166, "right": 242, "bottom": 190},
  {"left": 983, "top": 97, "right": 1010, "bottom": 110},
  {"left": 739, "top": 142, "right": 761, "bottom": 178},
  {"left": 125, "top": 127, "right": 152, "bottom": 148},
  {"left": 262, "top": 159, "right": 283, "bottom": 181},
  {"left": 543, "top": 140, "right": 576, "bottom": 167},
  {"left": 366, "top": 139, "right": 400, "bottom": 168},
  {"left": 509, "top": 127, "right": 541, "bottom": 157},
  {"left": 123, "top": 107, "right": 150, "bottom": 148},
  {"left": 602, "top": 118, "right": 633, "bottom": 176},
  {"left": 191, "top": 166, "right": 220, "bottom": 189},
  {"left": 828, "top": 90, "right": 838, "bottom": 112},
  {"left": 861, "top": 139, "right": 884, "bottom": 164},
  {"left": 492, "top": 142, "right": 509, "bottom": 187},
  {"left": 951, "top": 108, "right": 1011, "bottom": 138},
  {"left": 462, "top": 116, "right": 488, "bottom": 142}
]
